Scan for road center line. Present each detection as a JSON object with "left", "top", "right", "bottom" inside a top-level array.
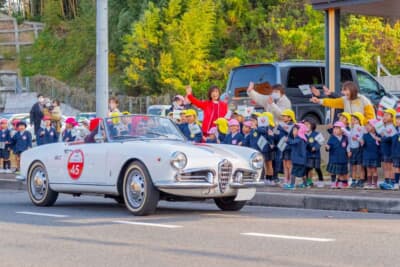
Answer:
[
  {"left": 16, "top": 211, "right": 69, "bottom": 218},
  {"left": 113, "top": 220, "right": 182, "bottom": 229},
  {"left": 241, "top": 232, "right": 335, "bottom": 242}
]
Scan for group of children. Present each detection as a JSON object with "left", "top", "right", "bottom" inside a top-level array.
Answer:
[{"left": 175, "top": 106, "right": 400, "bottom": 191}]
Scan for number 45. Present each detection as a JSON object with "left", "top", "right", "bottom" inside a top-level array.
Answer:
[{"left": 70, "top": 164, "right": 80, "bottom": 175}]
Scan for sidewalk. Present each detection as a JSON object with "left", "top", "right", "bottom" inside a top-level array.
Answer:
[
  {"left": 249, "top": 186, "right": 400, "bottom": 214},
  {"left": 2, "top": 174, "right": 400, "bottom": 214}
]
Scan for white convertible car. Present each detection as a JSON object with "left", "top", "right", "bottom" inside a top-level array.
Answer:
[{"left": 18, "top": 115, "right": 264, "bottom": 215}]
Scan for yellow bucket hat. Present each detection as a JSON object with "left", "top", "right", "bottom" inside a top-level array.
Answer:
[
  {"left": 185, "top": 109, "right": 197, "bottom": 117},
  {"left": 261, "top": 112, "right": 275, "bottom": 127},
  {"left": 281, "top": 109, "right": 296, "bottom": 123},
  {"left": 384, "top": 108, "right": 396, "bottom": 124},
  {"left": 214, "top": 118, "right": 229, "bottom": 134},
  {"left": 351, "top": 112, "right": 365, "bottom": 126},
  {"left": 339, "top": 112, "right": 351, "bottom": 123}
]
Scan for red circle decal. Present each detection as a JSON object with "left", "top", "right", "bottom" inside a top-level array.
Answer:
[{"left": 67, "top": 149, "right": 84, "bottom": 180}]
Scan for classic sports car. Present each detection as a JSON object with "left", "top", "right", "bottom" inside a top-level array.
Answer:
[{"left": 18, "top": 115, "right": 264, "bottom": 215}]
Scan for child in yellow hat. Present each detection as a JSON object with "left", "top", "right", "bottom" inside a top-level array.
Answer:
[
  {"left": 347, "top": 112, "right": 365, "bottom": 188},
  {"left": 181, "top": 109, "right": 203, "bottom": 143},
  {"left": 277, "top": 109, "right": 296, "bottom": 184},
  {"left": 380, "top": 109, "right": 397, "bottom": 190},
  {"left": 214, "top": 118, "right": 228, "bottom": 144}
]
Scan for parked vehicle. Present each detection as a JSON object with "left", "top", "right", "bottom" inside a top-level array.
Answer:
[
  {"left": 224, "top": 60, "right": 397, "bottom": 124},
  {"left": 18, "top": 114, "right": 264, "bottom": 216},
  {"left": 76, "top": 112, "right": 96, "bottom": 123},
  {"left": 147, "top": 105, "right": 171, "bottom": 117}
]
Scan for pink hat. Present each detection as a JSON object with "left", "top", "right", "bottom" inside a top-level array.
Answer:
[
  {"left": 207, "top": 127, "right": 217, "bottom": 135},
  {"left": 228, "top": 119, "right": 240, "bottom": 127},
  {"left": 174, "top": 95, "right": 185, "bottom": 101},
  {"left": 333, "top": 121, "right": 345, "bottom": 128},
  {"left": 243, "top": 121, "right": 252, "bottom": 128},
  {"left": 0, "top": 118, "right": 8, "bottom": 124},
  {"left": 65, "top": 117, "right": 78, "bottom": 127},
  {"left": 296, "top": 123, "right": 308, "bottom": 142}
]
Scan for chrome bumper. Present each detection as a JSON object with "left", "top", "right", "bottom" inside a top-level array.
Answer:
[{"left": 156, "top": 181, "right": 264, "bottom": 190}]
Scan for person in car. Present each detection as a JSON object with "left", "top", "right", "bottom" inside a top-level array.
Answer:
[
  {"left": 247, "top": 82, "right": 292, "bottom": 124},
  {"left": 186, "top": 85, "right": 228, "bottom": 136}
]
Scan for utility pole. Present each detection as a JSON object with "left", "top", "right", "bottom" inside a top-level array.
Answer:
[{"left": 96, "top": 0, "right": 108, "bottom": 118}]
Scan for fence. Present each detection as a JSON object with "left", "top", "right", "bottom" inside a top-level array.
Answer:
[{"left": 26, "top": 75, "right": 172, "bottom": 114}]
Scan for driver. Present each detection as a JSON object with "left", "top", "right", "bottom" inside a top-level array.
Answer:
[{"left": 84, "top": 118, "right": 103, "bottom": 143}]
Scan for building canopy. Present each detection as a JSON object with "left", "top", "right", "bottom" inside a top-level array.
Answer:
[{"left": 311, "top": 0, "right": 400, "bottom": 18}]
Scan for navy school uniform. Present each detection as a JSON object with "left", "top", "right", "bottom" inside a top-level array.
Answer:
[
  {"left": 217, "top": 131, "right": 226, "bottom": 143},
  {"left": 288, "top": 136, "right": 307, "bottom": 177},
  {"left": 326, "top": 135, "right": 349, "bottom": 175},
  {"left": 275, "top": 122, "right": 294, "bottom": 160},
  {"left": 62, "top": 129, "right": 76, "bottom": 142},
  {"left": 381, "top": 125, "right": 396, "bottom": 163},
  {"left": 362, "top": 133, "right": 381, "bottom": 168},
  {"left": 391, "top": 128, "right": 400, "bottom": 168},
  {"left": 37, "top": 127, "right": 58, "bottom": 146},
  {"left": 0, "top": 128, "right": 11, "bottom": 159},
  {"left": 12, "top": 130, "right": 32, "bottom": 155},
  {"left": 181, "top": 123, "right": 203, "bottom": 143},
  {"left": 206, "top": 137, "right": 217, "bottom": 144},
  {"left": 247, "top": 127, "right": 275, "bottom": 160},
  {"left": 306, "top": 131, "right": 322, "bottom": 169},
  {"left": 223, "top": 132, "right": 244, "bottom": 145}
]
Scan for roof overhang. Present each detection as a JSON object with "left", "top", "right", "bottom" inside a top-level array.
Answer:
[{"left": 311, "top": 0, "right": 400, "bottom": 18}]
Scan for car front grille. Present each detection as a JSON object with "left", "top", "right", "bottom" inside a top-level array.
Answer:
[
  {"left": 218, "top": 160, "right": 232, "bottom": 193},
  {"left": 176, "top": 171, "right": 212, "bottom": 183}
]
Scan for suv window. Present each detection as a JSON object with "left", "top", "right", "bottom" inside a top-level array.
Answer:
[
  {"left": 356, "top": 70, "right": 379, "bottom": 94},
  {"left": 287, "top": 67, "right": 324, "bottom": 88},
  {"left": 341, "top": 69, "right": 352, "bottom": 83},
  {"left": 228, "top": 65, "right": 276, "bottom": 97}
]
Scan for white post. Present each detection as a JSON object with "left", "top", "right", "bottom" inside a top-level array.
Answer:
[{"left": 96, "top": 0, "right": 108, "bottom": 118}]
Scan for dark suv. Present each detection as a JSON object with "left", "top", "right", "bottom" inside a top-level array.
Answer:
[{"left": 224, "top": 60, "right": 395, "bottom": 124}]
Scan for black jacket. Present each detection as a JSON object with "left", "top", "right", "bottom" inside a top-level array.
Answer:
[{"left": 30, "top": 102, "right": 43, "bottom": 133}]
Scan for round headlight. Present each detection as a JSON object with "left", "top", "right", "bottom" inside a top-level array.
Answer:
[
  {"left": 250, "top": 152, "right": 264, "bottom": 170},
  {"left": 170, "top": 152, "right": 187, "bottom": 170}
]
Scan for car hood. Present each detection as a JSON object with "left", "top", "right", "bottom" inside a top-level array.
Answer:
[{"left": 123, "top": 139, "right": 255, "bottom": 160}]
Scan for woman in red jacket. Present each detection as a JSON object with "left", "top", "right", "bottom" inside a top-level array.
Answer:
[{"left": 186, "top": 85, "right": 228, "bottom": 136}]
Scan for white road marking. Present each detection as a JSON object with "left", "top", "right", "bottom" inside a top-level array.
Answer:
[
  {"left": 202, "top": 213, "right": 247, "bottom": 218},
  {"left": 113, "top": 220, "right": 182, "bottom": 229},
  {"left": 241, "top": 232, "right": 335, "bottom": 242},
  {"left": 16, "top": 211, "right": 69, "bottom": 218}
]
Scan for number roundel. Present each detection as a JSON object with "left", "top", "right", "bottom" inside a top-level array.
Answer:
[{"left": 67, "top": 149, "right": 84, "bottom": 180}]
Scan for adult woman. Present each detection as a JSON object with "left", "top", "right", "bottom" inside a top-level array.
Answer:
[
  {"left": 186, "top": 85, "right": 228, "bottom": 135},
  {"left": 310, "top": 81, "right": 375, "bottom": 121},
  {"left": 247, "top": 82, "right": 292, "bottom": 124}
]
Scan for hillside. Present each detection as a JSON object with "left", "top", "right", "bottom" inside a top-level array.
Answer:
[{"left": 6, "top": 0, "right": 400, "bottom": 98}]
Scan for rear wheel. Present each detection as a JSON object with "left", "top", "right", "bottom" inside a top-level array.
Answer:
[
  {"left": 122, "top": 161, "right": 159, "bottom": 216},
  {"left": 214, "top": 197, "right": 246, "bottom": 211},
  {"left": 27, "top": 162, "right": 58, "bottom": 206}
]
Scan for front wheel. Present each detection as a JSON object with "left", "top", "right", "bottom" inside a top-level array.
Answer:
[
  {"left": 214, "top": 197, "right": 246, "bottom": 211},
  {"left": 122, "top": 161, "right": 159, "bottom": 216},
  {"left": 27, "top": 162, "right": 58, "bottom": 206}
]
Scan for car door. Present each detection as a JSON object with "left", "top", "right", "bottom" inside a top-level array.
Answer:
[{"left": 60, "top": 142, "right": 109, "bottom": 185}]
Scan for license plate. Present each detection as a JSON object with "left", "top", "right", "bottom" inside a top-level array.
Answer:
[{"left": 234, "top": 188, "right": 256, "bottom": 201}]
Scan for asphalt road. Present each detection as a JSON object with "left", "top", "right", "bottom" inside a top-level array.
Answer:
[{"left": 1, "top": 190, "right": 400, "bottom": 267}]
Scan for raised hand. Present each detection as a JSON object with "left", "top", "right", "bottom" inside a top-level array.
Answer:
[
  {"left": 323, "top": 86, "right": 331, "bottom": 96},
  {"left": 310, "top": 96, "right": 320, "bottom": 104},
  {"left": 185, "top": 85, "right": 192, "bottom": 95},
  {"left": 311, "top": 86, "right": 320, "bottom": 97},
  {"left": 247, "top": 81, "right": 255, "bottom": 92}
]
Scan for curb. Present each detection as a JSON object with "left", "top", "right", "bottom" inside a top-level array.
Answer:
[
  {"left": 249, "top": 192, "right": 400, "bottom": 214},
  {"left": 0, "top": 178, "right": 25, "bottom": 191}
]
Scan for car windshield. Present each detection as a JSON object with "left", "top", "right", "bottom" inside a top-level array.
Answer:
[{"left": 104, "top": 115, "right": 185, "bottom": 141}]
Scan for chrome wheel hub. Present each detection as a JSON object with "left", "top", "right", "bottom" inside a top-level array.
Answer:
[
  {"left": 30, "top": 168, "right": 47, "bottom": 200},
  {"left": 126, "top": 169, "right": 145, "bottom": 209}
]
